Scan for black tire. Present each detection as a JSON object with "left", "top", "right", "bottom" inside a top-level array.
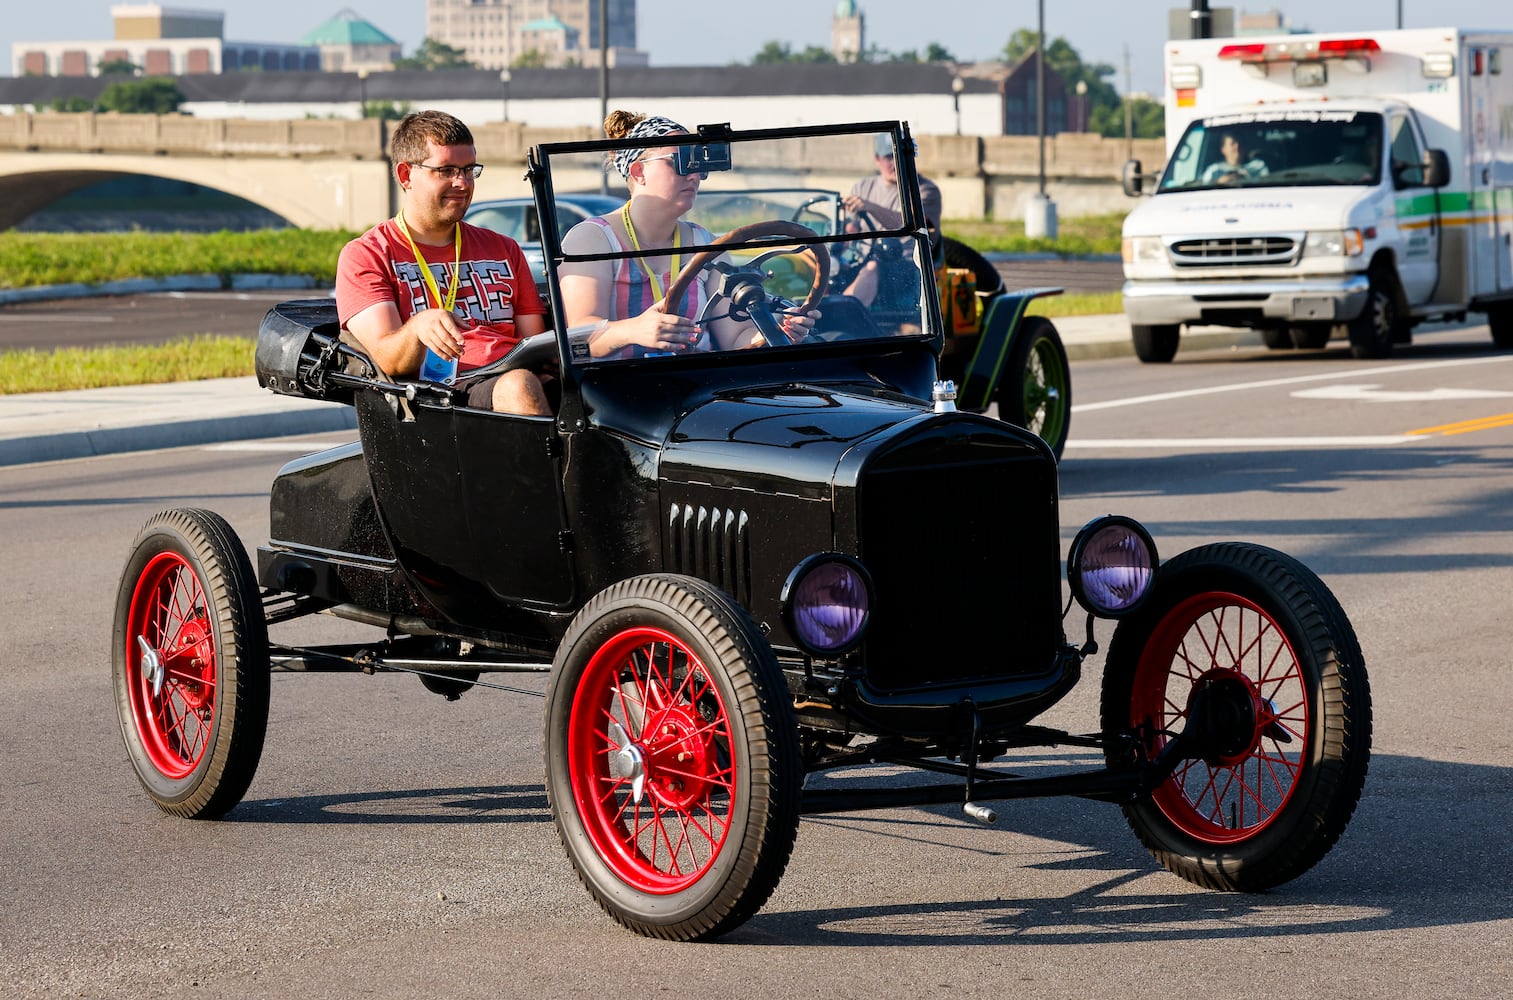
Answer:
[
  {"left": 1099, "top": 542, "right": 1371, "bottom": 892},
  {"left": 1260, "top": 326, "right": 1293, "bottom": 351},
  {"left": 543, "top": 574, "right": 802, "bottom": 941},
  {"left": 1487, "top": 303, "right": 1513, "bottom": 349},
  {"left": 1346, "top": 269, "right": 1405, "bottom": 359},
  {"left": 112, "top": 508, "right": 270, "bottom": 819},
  {"left": 997, "top": 315, "right": 1071, "bottom": 459},
  {"left": 1289, "top": 323, "right": 1332, "bottom": 350},
  {"left": 941, "top": 236, "right": 1004, "bottom": 296},
  {"left": 1131, "top": 323, "right": 1180, "bottom": 363}
]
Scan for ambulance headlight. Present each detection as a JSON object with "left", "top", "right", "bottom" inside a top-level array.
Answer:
[
  {"left": 1122, "top": 236, "right": 1166, "bottom": 265},
  {"left": 1067, "top": 516, "right": 1158, "bottom": 618},
  {"left": 1303, "top": 229, "right": 1364, "bottom": 258}
]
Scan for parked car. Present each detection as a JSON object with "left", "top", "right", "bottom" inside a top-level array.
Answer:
[
  {"left": 465, "top": 192, "right": 622, "bottom": 293},
  {"left": 114, "top": 121, "right": 1371, "bottom": 942}
]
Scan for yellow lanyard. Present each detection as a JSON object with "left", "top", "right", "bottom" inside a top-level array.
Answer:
[
  {"left": 620, "top": 202, "right": 680, "bottom": 302},
  {"left": 395, "top": 212, "right": 462, "bottom": 314}
]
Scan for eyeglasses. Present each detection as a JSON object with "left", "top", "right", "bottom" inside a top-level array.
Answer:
[{"left": 411, "top": 162, "right": 485, "bottom": 181}]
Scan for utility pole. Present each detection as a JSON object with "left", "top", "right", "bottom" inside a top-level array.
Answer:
[
  {"left": 1123, "top": 44, "right": 1133, "bottom": 160},
  {"left": 598, "top": 0, "right": 609, "bottom": 195},
  {"left": 1190, "top": 0, "right": 1212, "bottom": 40}
]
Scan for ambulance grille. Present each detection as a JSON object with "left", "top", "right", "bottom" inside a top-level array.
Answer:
[{"left": 1170, "top": 235, "right": 1297, "bottom": 267}]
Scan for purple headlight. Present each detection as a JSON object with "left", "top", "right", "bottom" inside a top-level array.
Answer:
[
  {"left": 783, "top": 557, "right": 871, "bottom": 655},
  {"left": 1068, "top": 517, "right": 1158, "bottom": 617}
]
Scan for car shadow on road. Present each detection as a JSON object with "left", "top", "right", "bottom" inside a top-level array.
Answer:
[{"left": 732, "top": 752, "right": 1511, "bottom": 946}]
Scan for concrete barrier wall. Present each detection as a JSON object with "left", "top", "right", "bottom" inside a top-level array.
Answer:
[{"left": 0, "top": 112, "right": 1167, "bottom": 223}]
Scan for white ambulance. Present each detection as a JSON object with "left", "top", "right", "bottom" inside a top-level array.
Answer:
[{"left": 1120, "top": 27, "right": 1513, "bottom": 362}]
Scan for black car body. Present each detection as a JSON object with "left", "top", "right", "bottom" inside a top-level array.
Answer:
[{"left": 114, "top": 121, "right": 1372, "bottom": 942}]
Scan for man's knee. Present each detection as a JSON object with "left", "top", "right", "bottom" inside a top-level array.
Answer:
[{"left": 492, "top": 369, "right": 552, "bottom": 416}]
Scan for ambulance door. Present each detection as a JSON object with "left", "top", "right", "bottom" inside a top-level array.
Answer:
[{"left": 1388, "top": 112, "right": 1441, "bottom": 303}]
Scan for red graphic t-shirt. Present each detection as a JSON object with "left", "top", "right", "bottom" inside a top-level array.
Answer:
[{"left": 335, "top": 218, "right": 547, "bottom": 369}]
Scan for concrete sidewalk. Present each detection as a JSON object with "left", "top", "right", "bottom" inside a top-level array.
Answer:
[{"left": 0, "top": 312, "right": 1259, "bottom": 468}]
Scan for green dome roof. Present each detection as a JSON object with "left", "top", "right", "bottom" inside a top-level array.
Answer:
[
  {"left": 300, "top": 8, "right": 397, "bottom": 46},
  {"left": 835, "top": 0, "right": 859, "bottom": 17}
]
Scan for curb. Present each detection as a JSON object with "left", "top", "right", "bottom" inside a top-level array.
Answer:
[
  {"left": 0, "top": 405, "right": 357, "bottom": 468},
  {"left": 0, "top": 273, "right": 322, "bottom": 305}
]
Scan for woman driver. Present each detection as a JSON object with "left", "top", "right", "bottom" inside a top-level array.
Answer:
[{"left": 558, "top": 111, "right": 815, "bottom": 358}]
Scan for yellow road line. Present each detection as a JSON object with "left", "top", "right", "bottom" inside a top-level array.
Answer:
[{"left": 1407, "top": 412, "right": 1513, "bottom": 436}]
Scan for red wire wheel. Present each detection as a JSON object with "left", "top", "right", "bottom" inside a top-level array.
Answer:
[
  {"left": 113, "top": 509, "right": 269, "bottom": 819},
  {"left": 123, "top": 550, "right": 222, "bottom": 779},
  {"left": 545, "top": 575, "right": 801, "bottom": 941},
  {"left": 1128, "top": 592, "right": 1309, "bottom": 844},
  {"left": 567, "top": 625, "right": 736, "bottom": 892},
  {"left": 1102, "top": 543, "right": 1371, "bottom": 892}
]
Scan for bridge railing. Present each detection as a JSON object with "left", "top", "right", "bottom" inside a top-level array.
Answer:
[{"left": 0, "top": 112, "right": 1164, "bottom": 175}]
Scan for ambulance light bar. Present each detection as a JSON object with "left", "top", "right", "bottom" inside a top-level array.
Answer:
[{"left": 1217, "top": 38, "right": 1381, "bottom": 64}]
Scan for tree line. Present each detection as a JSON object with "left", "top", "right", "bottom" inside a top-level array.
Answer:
[{"left": 43, "top": 32, "right": 1163, "bottom": 138}]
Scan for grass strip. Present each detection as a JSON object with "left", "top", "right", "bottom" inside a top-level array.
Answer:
[{"left": 0, "top": 335, "right": 255, "bottom": 394}]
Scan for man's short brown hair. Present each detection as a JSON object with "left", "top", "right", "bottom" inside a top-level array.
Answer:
[{"left": 390, "top": 110, "right": 474, "bottom": 166}]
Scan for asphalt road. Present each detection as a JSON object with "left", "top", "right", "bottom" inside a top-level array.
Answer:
[{"left": 2, "top": 325, "right": 1510, "bottom": 998}]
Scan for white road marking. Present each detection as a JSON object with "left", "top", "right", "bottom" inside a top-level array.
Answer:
[
  {"left": 1072, "top": 354, "right": 1513, "bottom": 412},
  {"left": 1293, "top": 384, "right": 1513, "bottom": 402},
  {"left": 1067, "top": 436, "right": 1418, "bottom": 449},
  {"left": 0, "top": 313, "right": 114, "bottom": 323}
]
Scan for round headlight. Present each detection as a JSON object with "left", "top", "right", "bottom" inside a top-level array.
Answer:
[
  {"left": 781, "top": 554, "right": 872, "bottom": 656},
  {"left": 1067, "top": 516, "right": 1158, "bottom": 618}
]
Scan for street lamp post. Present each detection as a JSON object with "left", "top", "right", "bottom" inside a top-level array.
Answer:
[
  {"left": 500, "top": 68, "right": 512, "bottom": 123},
  {"left": 355, "top": 66, "right": 368, "bottom": 120},
  {"left": 1075, "top": 79, "right": 1088, "bottom": 133},
  {"left": 951, "top": 75, "right": 964, "bottom": 136},
  {"left": 1025, "top": 0, "right": 1057, "bottom": 239}
]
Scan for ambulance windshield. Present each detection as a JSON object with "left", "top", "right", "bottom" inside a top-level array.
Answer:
[{"left": 1160, "top": 110, "right": 1386, "bottom": 191}]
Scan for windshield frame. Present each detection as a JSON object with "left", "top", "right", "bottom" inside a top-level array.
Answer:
[{"left": 525, "top": 120, "right": 941, "bottom": 377}]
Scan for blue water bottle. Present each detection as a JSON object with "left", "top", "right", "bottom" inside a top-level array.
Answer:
[{"left": 419, "top": 348, "right": 459, "bottom": 385}]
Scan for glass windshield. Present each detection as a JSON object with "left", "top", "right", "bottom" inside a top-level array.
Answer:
[
  {"left": 1160, "top": 110, "right": 1384, "bottom": 191},
  {"left": 531, "top": 127, "right": 933, "bottom": 366}
]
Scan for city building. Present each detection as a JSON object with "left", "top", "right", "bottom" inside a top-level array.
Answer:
[
  {"left": 300, "top": 9, "right": 401, "bottom": 73},
  {"left": 12, "top": 3, "right": 320, "bottom": 77},
  {"left": 424, "top": 0, "right": 644, "bottom": 70}
]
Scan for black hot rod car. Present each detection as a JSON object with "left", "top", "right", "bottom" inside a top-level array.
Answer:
[{"left": 113, "top": 122, "right": 1370, "bottom": 942}]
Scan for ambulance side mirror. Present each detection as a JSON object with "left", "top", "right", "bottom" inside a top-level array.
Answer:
[
  {"left": 1122, "top": 159, "right": 1145, "bottom": 197},
  {"left": 1423, "top": 149, "right": 1450, "bottom": 188}
]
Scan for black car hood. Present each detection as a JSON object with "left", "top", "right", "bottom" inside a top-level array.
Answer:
[{"left": 659, "top": 382, "right": 932, "bottom": 500}]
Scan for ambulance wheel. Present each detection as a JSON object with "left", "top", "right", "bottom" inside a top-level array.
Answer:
[{"left": 1132, "top": 324, "right": 1179, "bottom": 364}]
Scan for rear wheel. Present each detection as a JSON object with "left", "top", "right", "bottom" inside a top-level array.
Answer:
[
  {"left": 1132, "top": 323, "right": 1179, "bottom": 363},
  {"left": 1100, "top": 543, "right": 1371, "bottom": 891},
  {"left": 998, "top": 315, "right": 1071, "bottom": 459},
  {"left": 544, "top": 575, "right": 802, "bottom": 941},
  {"left": 112, "top": 508, "right": 269, "bottom": 819}
]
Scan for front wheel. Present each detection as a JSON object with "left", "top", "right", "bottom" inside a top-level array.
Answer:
[
  {"left": 998, "top": 315, "right": 1071, "bottom": 459},
  {"left": 112, "top": 508, "right": 270, "bottom": 819},
  {"left": 1345, "top": 270, "right": 1405, "bottom": 359},
  {"left": 1131, "top": 323, "right": 1180, "bottom": 363},
  {"left": 544, "top": 575, "right": 802, "bottom": 941},
  {"left": 1100, "top": 542, "right": 1371, "bottom": 892},
  {"left": 1487, "top": 303, "right": 1513, "bottom": 349}
]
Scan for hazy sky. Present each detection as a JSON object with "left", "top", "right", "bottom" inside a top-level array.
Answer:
[{"left": 4, "top": 1, "right": 1508, "bottom": 94}]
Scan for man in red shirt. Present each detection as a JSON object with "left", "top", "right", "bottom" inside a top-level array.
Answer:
[{"left": 336, "top": 110, "right": 552, "bottom": 414}]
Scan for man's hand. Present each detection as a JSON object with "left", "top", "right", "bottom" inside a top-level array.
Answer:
[{"left": 408, "top": 307, "right": 467, "bottom": 360}]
